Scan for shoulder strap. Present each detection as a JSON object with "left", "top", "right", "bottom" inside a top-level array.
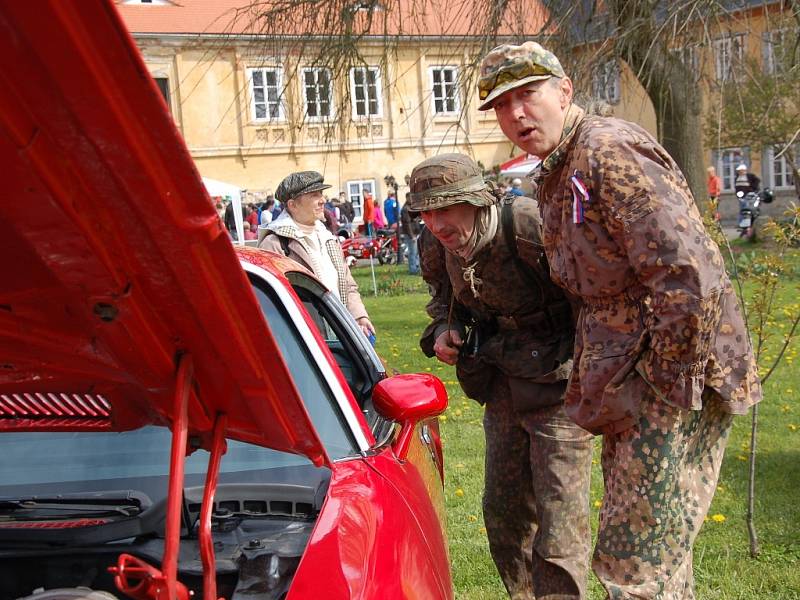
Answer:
[
  {"left": 279, "top": 235, "right": 291, "bottom": 257},
  {"left": 266, "top": 231, "right": 292, "bottom": 257},
  {"left": 500, "top": 195, "right": 542, "bottom": 291}
]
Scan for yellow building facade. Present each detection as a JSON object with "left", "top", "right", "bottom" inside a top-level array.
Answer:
[
  {"left": 133, "top": 34, "right": 528, "bottom": 214},
  {"left": 120, "top": 1, "right": 793, "bottom": 221}
]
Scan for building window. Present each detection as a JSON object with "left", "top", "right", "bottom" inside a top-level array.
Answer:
[
  {"left": 714, "top": 147, "right": 748, "bottom": 192},
  {"left": 714, "top": 33, "right": 745, "bottom": 82},
  {"left": 591, "top": 60, "right": 621, "bottom": 104},
  {"left": 429, "top": 66, "right": 459, "bottom": 115},
  {"left": 766, "top": 144, "right": 798, "bottom": 189},
  {"left": 347, "top": 179, "right": 375, "bottom": 221},
  {"left": 248, "top": 67, "right": 284, "bottom": 121},
  {"left": 153, "top": 77, "right": 170, "bottom": 113},
  {"left": 763, "top": 29, "right": 793, "bottom": 75},
  {"left": 350, "top": 67, "right": 382, "bottom": 118},
  {"left": 303, "top": 68, "right": 333, "bottom": 120}
]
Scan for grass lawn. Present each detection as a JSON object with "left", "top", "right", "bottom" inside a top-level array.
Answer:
[{"left": 353, "top": 256, "right": 800, "bottom": 599}]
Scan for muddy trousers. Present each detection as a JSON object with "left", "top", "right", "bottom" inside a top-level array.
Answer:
[
  {"left": 483, "top": 380, "right": 594, "bottom": 600},
  {"left": 593, "top": 393, "right": 734, "bottom": 599}
]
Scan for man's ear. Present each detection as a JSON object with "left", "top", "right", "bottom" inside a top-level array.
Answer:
[{"left": 559, "top": 77, "right": 574, "bottom": 108}]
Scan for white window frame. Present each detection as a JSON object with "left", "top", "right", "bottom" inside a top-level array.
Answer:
[
  {"left": 302, "top": 67, "right": 334, "bottom": 121},
  {"left": 247, "top": 67, "right": 285, "bottom": 122},
  {"left": 429, "top": 66, "right": 460, "bottom": 115},
  {"left": 714, "top": 33, "right": 745, "bottom": 82},
  {"left": 763, "top": 29, "right": 791, "bottom": 75},
  {"left": 347, "top": 179, "right": 375, "bottom": 221},
  {"left": 591, "top": 60, "right": 621, "bottom": 104},
  {"left": 349, "top": 67, "right": 383, "bottom": 119},
  {"left": 715, "top": 147, "right": 748, "bottom": 192},
  {"left": 766, "top": 144, "right": 798, "bottom": 190}
]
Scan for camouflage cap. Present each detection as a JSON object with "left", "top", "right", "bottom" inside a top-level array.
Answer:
[
  {"left": 407, "top": 153, "right": 496, "bottom": 212},
  {"left": 275, "top": 171, "right": 332, "bottom": 204},
  {"left": 477, "top": 41, "right": 565, "bottom": 111}
]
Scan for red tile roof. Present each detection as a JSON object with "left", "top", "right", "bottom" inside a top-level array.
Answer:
[{"left": 116, "top": 0, "right": 550, "bottom": 37}]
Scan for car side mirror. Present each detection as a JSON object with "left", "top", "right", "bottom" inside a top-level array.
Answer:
[{"left": 372, "top": 374, "right": 448, "bottom": 460}]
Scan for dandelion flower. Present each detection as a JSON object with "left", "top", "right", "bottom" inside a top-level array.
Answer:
[
  {"left": 593, "top": 500, "right": 602, "bottom": 508},
  {"left": 789, "top": 424, "right": 798, "bottom": 432},
  {"left": 455, "top": 488, "right": 464, "bottom": 497},
  {"left": 711, "top": 514, "right": 726, "bottom": 523},
  {"left": 467, "top": 514, "right": 478, "bottom": 522}
]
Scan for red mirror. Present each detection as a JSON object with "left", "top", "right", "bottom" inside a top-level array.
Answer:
[{"left": 372, "top": 374, "right": 448, "bottom": 460}]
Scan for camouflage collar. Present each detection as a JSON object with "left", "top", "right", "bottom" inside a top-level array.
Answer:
[{"left": 531, "top": 104, "right": 585, "bottom": 183}]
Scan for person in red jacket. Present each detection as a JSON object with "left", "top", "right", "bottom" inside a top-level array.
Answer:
[{"left": 362, "top": 191, "right": 375, "bottom": 237}]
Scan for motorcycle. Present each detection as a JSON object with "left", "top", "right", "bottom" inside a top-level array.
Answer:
[
  {"left": 375, "top": 227, "right": 407, "bottom": 265},
  {"left": 737, "top": 188, "right": 773, "bottom": 241}
]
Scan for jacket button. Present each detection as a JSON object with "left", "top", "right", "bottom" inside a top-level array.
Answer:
[{"left": 531, "top": 350, "right": 539, "bottom": 358}]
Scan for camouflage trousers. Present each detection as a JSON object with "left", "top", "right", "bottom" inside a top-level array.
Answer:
[
  {"left": 593, "top": 391, "right": 734, "bottom": 599},
  {"left": 483, "top": 379, "right": 594, "bottom": 600}
]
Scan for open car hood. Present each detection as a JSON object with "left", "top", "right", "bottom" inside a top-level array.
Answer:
[{"left": 0, "top": 3, "right": 329, "bottom": 466}]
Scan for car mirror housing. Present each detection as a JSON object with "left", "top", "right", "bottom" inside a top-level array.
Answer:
[{"left": 372, "top": 374, "right": 448, "bottom": 460}]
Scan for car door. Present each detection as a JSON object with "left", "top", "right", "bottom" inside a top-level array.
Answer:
[
  {"left": 280, "top": 269, "right": 451, "bottom": 596},
  {"left": 284, "top": 270, "right": 448, "bottom": 540}
]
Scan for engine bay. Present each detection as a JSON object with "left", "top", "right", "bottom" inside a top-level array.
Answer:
[{"left": 0, "top": 482, "right": 326, "bottom": 600}]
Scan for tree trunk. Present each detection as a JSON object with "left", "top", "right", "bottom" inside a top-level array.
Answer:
[
  {"left": 647, "top": 78, "right": 706, "bottom": 205},
  {"left": 606, "top": 0, "right": 706, "bottom": 204}
]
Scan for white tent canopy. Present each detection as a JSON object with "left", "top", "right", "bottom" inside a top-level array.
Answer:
[
  {"left": 500, "top": 157, "right": 541, "bottom": 177},
  {"left": 202, "top": 177, "right": 241, "bottom": 199}
]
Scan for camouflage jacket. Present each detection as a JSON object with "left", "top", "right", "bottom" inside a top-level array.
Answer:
[
  {"left": 419, "top": 198, "right": 576, "bottom": 404},
  {"left": 533, "top": 112, "right": 762, "bottom": 434}
]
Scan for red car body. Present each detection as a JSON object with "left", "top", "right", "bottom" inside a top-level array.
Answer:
[{"left": 0, "top": 3, "right": 453, "bottom": 599}]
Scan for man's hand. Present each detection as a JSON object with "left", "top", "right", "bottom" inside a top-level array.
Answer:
[
  {"left": 357, "top": 317, "right": 375, "bottom": 338},
  {"left": 434, "top": 329, "right": 462, "bottom": 365}
]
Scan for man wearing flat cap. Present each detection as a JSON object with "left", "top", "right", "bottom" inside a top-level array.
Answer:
[
  {"left": 259, "top": 170, "right": 374, "bottom": 337},
  {"left": 411, "top": 153, "right": 593, "bottom": 599},
  {"left": 478, "top": 41, "right": 761, "bottom": 596}
]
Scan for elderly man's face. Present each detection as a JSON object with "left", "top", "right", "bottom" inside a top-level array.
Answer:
[
  {"left": 492, "top": 77, "right": 573, "bottom": 159},
  {"left": 288, "top": 190, "right": 325, "bottom": 225},
  {"left": 421, "top": 203, "right": 477, "bottom": 252}
]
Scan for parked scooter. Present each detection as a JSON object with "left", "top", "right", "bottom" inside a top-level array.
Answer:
[{"left": 737, "top": 188, "right": 773, "bottom": 241}]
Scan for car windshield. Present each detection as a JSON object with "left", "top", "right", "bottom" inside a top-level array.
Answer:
[
  {"left": 0, "top": 274, "right": 356, "bottom": 503},
  {"left": 0, "top": 426, "right": 322, "bottom": 503}
]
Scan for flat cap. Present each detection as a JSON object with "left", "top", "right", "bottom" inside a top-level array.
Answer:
[
  {"left": 477, "top": 41, "right": 565, "bottom": 111},
  {"left": 275, "top": 171, "right": 332, "bottom": 204}
]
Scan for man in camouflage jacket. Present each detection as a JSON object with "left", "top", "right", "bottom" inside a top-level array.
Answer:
[
  {"left": 477, "top": 41, "right": 762, "bottom": 598},
  {"left": 411, "top": 153, "right": 593, "bottom": 600}
]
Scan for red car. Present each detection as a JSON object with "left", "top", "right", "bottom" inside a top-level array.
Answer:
[{"left": 0, "top": 3, "right": 453, "bottom": 599}]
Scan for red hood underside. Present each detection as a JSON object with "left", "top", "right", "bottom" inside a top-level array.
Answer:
[{"left": 0, "top": 1, "right": 328, "bottom": 466}]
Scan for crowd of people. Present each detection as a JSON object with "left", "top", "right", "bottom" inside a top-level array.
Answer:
[{"left": 212, "top": 39, "right": 761, "bottom": 600}]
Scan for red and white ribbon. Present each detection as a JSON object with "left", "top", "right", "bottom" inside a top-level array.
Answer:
[{"left": 570, "top": 173, "right": 590, "bottom": 224}]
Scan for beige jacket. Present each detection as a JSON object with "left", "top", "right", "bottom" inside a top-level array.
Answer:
[{"left": 258, "top": 214, "right": 368, "bottom": 321}]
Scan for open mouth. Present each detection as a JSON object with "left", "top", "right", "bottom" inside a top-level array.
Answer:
[{"left": 518, "top": 127, "right": 535, "bottom": 141}]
